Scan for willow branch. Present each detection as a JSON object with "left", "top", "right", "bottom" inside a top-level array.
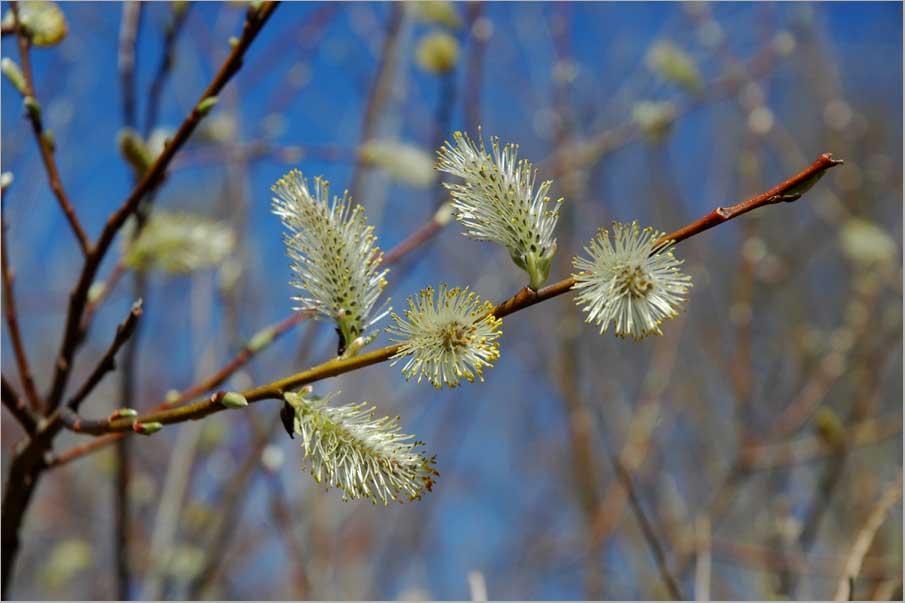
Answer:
[
  {"left": 1, "top": 207, "right": 42, "bottom": 411},
  {"left": 10, "top": 2, "right": 91, "bottom": 255},
  {"left": 66, "top": 300, "right": 143, "bottom": 414},
  {"left": 50, "top": 206, "right": 449, "bottom": 459},
  {"left": 61, "top": 152, "right": 842, "bottom": 435},
  {"left": 44, "top": 1, "right": 280, "bottom": 412},
  {"left": 46, "top": 310, "right": 310, "bottom": 465},
  {"left": 1, "top": 375, "right": 36, "bottom": 435}
]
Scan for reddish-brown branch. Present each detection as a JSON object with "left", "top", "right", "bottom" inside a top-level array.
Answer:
[
  {"left": 47, "top": 310, "right": 310, "bottom": 464},
  {"left": 10, "top": 2, "right": 91, "bottom": 256},
  {"left": 59, "top": 152, "right": 842, "bottom": 436},
  {"left": 1, "top": 210, "right": 42, "bottom": 412},
  {"left": 661, "top": 153, "right": 843, "bottom": 246},
  {"left": 66, "top": 301, "right": 143, "bottom": 414},
  {"left": 44, "top": 2, "right": 280, "bottom": 412},
  {"left": 1, "top": 6, "right": 280, "bottom": 595},
  {"left": 1, "top": 375, "right": 37, "bottom": 435},
  {"left": 79, "top": 259, "right": 128, "bottom": 339}
]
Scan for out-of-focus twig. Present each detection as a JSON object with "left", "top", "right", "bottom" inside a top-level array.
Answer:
[
  {"left": 832, "top": 472, "right": 903, "bottom": 601},
  {"left": 144, "top": 2, "right": 192, "bottom": 137},
  {"left": 348, "top": 3, "right": 404, "bottom": 202},
  {"left": 118, "top": 2, "right": 143, "bottom": 129},
  {"left": 187, "top": 417, "right": 282, "bottom": 598}
]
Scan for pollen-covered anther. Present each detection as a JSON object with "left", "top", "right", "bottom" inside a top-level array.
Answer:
[
  {"left": 572, "top": 221, "right": 692, "bottom": 340},
  {"left": 271, "top": 170, "right": 390, "bottom": 349},
  {"left": 437, "top": 128, "right": 564, "bottom": 290},
  {"left": 387, "top": 284, "right": 502, "bottom": 389}
]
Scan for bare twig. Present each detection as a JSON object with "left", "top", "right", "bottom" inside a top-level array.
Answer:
[
  {"left": 48, "top": 310, "right": 310, "bottom": 465},
  {"left": 1, "top": 375, "right": 36, "bottom": 435},
  {"left": 594, "top": 395, "right": 685, "bottom": 600},
  {"left": 10, "top": 2, "right": 91, "bottom": 255},
  {"left": 44, "top": 1, "right": 280, "bottom": 413},
  {"left": 833, "top": 472, "right": 903, "bottom": 600},
  {"left": 381, "top": 208, "right": 448, "bottom": 266},
  {"left": 188, "top": 417, "right": 282, "bottom": 597},
  {"left": 740, "top": 412, "right": 902, "bottom": 471},
  {"left": 0, "top": 6, "right": 280, "bottom": 594},
  {"left": 348, "top": 3, "right": 404, "bottom": 202},
  {"left": 1, "top": 205, "right": 42, "bottom": 411},
  {"left": 266, "top": 474, "right": 311, "bottom": 598},
  {"left": 118, "top": 2, "right": 143, "bottom": 129},
  {"left": 79, "top": 259, "right": 128, "bottom": 339},
  {"left": 65, "top": 300, "right": 143, "bottom": 414},
  {"left": 144, "top": 2, "right": 191, "bottom": 137}
]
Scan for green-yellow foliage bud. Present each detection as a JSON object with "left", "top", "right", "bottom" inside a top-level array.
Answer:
[
  {"left": 220, "top": 392, "right": 249, "bottom": 408},
  {"left": 632, "top": 100, "right": 677, "bottom": 141},
  {"left": 133, "top": 422, "right": 163, "bottom": 436},
  {"left": 247, "top": 327, "right": 277, "bottom": 353},
  {"left": 117, "top": 128, "right": 153, "bottom": 176},
  {"left": 196, "top": 96, "right": 219, "bottom": 117},
  {"left": 416, "top": 31, "right": 459, "bottom": 75},
  {"left": 1, "top": 58, "right": 27, "bottom": 95},
  {"left": 3, "top": 1, "right": 67, "bottom": 47},
  {"left": 24, "top": 96, "right": 41, "bottom": 121},
  {"left": 646, "top": 40, "right": 701, "bottom": 92},
  {"left": 410, "top": 1, "right": 462, "bottom": 29}
]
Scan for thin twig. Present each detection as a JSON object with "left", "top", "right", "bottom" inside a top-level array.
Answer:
[
  {"left": 79, "top": 259, "right": 128, "bottom": 339},
  {"left": 609, "top": 444, "right": 684, "bottom": 600},
  {"left": 348, "top": 3, "right": 404, "bottom": 202},
  {"left": 118, "top": 2, "right": 143, "bottom": 129},
  {"left": 144, "top": 2, "right": 191, "bottom": 137},
  {"left": 188, "top": 417, "right": 281, "bottom": 597},
  {"left": 44, "top": 1, "right": 280, "bottom": 413},
  {"left": 10, "top": 2, "right": 91, "bottom": 255},
  {"left": 47, "top": 310, "right": 310, "bottom": 465},
  {"left": 1, "top": 375, "right": 36, "bottom": 435},
  {"left": 1, "top": 204, "right": 42, "bottom": 411},
  {"left": 0, "top": 7, "right": 280, "bottom": 594},
  {"left": 266, "top": 474, "right": 311, "bottom": 598},
  {"left": 65, "top": 300, "right": 143, "bottom": 414},
  {"left": 49, "top": 203, "right": 447, "bottom": 462},
  {"left": 63, "top": 153, "right": 842, "bottom": 434},
  {"left": 832, "top": 472, "right": 903, "bottom": 601}
]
